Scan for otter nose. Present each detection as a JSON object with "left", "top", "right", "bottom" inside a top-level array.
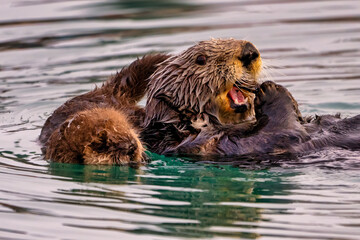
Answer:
[
  {"left": 126, "top": 141, "right": 137, "bottom": 156},
  {"left": 239, "top": 42, "right": 259, "bottom": 68}
]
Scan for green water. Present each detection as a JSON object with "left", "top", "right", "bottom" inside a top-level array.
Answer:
[{"left": 1, "top": 0, "right": 360, "bottom": 239}]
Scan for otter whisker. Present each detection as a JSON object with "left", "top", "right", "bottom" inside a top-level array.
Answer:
[
  {"left": 260, "top": 59, "right": 282, "bottom": 82},
  {"left": 234, "top": 77, "right": 259, "bottom": 93}
]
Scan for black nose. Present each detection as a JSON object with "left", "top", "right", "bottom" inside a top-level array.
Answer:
[
  {"left": 126, "top": 139, "right": 138, "bottom": 157},
  {"left": 239, "top": 42, "right": 259, "bottom": 68},
  {"left": 127, "top": 145, "right": 136, "bottom": 156}
]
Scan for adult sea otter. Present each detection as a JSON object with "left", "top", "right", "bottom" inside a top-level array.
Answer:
[{"left": 142, "top": 38, "right": 360, "bottom": 157}]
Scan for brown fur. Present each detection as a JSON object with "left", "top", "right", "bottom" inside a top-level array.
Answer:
[
  {"left": 45, "top": 108, "right": 145, "bottom": 166},
  {"left": 142, "top": 39, "right": 360, "bottom": 156},
  {"left": 40, "top": 38, "right": 360, "bottom": 165},
  {"left": 40, "top": 54, "right": 169, "bottom": 165},
  {"left": 143, "top": 39, "right": 262, "bottom": 154}
]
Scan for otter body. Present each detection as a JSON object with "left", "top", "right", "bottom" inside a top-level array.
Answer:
[
  {"left": 150, "top": 81, "right": 359, "bottom": 157},
  {"left": 40, "top": 54, "right": 169, "bottom": 166},
  {"left": 40, "top": 39, "right": 360, "bottom": 165},
  {"left": 142, "top": 39, "right": 359, "bottom": 157}
]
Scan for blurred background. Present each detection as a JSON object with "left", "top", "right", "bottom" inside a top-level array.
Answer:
[{"left": 0, "top": 0, "right": 360, "bottom": 239}]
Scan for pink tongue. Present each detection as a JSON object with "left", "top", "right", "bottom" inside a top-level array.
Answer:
[{"left": 228, "top": 86, "right": 245, "bottom": 105}]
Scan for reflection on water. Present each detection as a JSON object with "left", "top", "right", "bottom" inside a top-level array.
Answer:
[
  {"left": 49, "top": 161, "right": 265, "bottom": 239},
  {"left": 2, "top": 153, "right": 360, "bottom": 239},
  {"left": 0, "top": 0, "right": 360, "bottom": 239}
]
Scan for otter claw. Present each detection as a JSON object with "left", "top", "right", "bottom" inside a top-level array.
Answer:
[{"left": 255, "top": 81, "right": 281, "bottom": 104}]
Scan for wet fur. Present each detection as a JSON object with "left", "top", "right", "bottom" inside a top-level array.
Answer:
[
  {"left": 40, "top": 54, "right": 169, "bottom": 165},
  {"left": 40, "top": 38, "right": 360, "bottom": 165},
  {"left": 142, "top": 39, "right": 360, "bottom": 156},
  {"left": 143, "top": 39, "right": 262, "bottom": 154},
  {"left": 45, "top": 108, "right": 145, "bottom": 166},
  {"left": 144, "top": 80, "right": 360, "bottom": 157}
]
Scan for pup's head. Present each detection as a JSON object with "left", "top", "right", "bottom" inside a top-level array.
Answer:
[{"left": 46, "top": 108, "right": 146, "bottom": 167}]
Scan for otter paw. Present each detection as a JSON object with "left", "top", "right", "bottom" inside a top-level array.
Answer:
[
  {"left": 255, "top": 81, "right": 295, "bottom": 116},
  {"left": 255, "top": 81, "right": 288, "bottom": 105}
]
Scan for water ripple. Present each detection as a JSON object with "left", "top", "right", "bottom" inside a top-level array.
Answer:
[{"left": 1, "top": 0, "right": 360, "bottom": 239}]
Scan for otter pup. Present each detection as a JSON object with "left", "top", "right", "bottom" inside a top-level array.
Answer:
[
  {"left": 40, "top": 54, "right": 169, "bottom": 166},
  {"left": 45, "top": 108, "right": 145, "bottom": 166}
]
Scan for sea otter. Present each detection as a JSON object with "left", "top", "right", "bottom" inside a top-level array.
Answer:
[
  {"left": 44, "top": 107, "right": 145, "bottom": 166},
  {"left": 40, "top": 38, "right": 360, "bottom": 165},
  {"left": 142, "top": 38, "right": 360, "bottom": 156},
  {"left": 39, "top": 54, "right": 169, "bottom": 166}
]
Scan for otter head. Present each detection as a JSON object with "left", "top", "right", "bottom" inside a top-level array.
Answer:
[
  {"left": 145, "top": 38, "right": 262, "bottom": 128},
  {"left": 46, "top": 108, "right": 146, "bottom": 167}
]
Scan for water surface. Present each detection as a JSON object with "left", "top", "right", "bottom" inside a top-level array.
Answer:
[{"left": 0, "top": 0, "right": 360, "bottom": 239}]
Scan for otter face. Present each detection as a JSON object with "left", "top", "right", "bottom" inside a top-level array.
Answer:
[
  {"left": 46, "top": 108, "right": 146, "bottom": 167},
  {"left": 147, "top": 38, "right": 262, "bottom": 126},
  {"left": 82, "top": 128, "right": 145, "bottom": 167}
]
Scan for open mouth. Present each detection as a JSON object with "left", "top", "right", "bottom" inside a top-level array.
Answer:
[{"left": 227, "top": 85, "right": 250, "bottom": 113}]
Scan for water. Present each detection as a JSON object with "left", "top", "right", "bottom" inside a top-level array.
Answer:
[{"left": 0, "top": 0, "right": 360, "bottom": 239}]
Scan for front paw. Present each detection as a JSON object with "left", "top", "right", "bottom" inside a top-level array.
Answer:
[
  {"left": 255, "top": 81, "right": 288, "bottom": 105},
  {"left": 254, "top": 81, "right": 303, "bottom": 126}
]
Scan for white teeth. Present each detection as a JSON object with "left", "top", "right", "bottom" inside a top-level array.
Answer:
[
  {"left": 234, "top": 98, "right": 247, "bottom": 105},
  {"left": 233, "top": 97, "right": 248, "bottom": 105}
]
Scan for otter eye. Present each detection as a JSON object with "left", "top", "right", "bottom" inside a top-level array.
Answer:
[{"left": 195, "top": 55, "right": 207, "bottom": 65}]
